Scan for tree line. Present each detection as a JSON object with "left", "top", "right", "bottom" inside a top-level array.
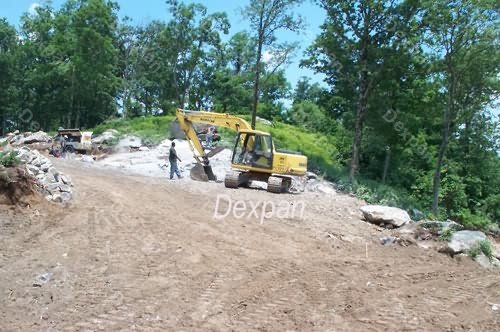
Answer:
[{"left": 0, "top": 0, "right": 498, "bottom": 225}]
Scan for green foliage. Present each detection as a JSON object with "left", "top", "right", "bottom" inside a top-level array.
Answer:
[
  {"left": 287, "top": 101, "right": 328, "bottom": 132},
  {"left": 454, "top": 209, "right": 492, "bottom": 231},
  {"left": 468, "top": 240, "right": 493, "bottom": 260},
  {"left": 439, "top": 228, "right": 454, "bottom": 242},
  {"left": 0, "top": 151, "right": 20, "bottom": 167},
  {"left": 262, "top": 122, "right": 346, "bottom": 177},
  {"left": 91, "top": 115, "right": 175, "bottom": 145},
  {"left": 483, "top": 194, "right": 500, "bottom": 224}
]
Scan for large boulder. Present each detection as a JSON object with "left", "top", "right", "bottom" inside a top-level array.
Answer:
[
  {"left": 447, "top": 230, "right": 487, "bottom": 254},
  {"left": 360, "top": 205, "right": 411, "bottom": 227}
]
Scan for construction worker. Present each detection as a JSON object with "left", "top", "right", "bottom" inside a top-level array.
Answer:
[{"left": 169, "top": 142, "right": 182, "bottom": 179}]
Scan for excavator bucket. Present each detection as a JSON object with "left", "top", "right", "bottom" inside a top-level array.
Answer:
[{"left": 190, "top": 163, "right": 217, "bottom": 182}]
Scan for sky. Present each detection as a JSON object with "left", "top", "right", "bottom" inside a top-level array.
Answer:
[{"left": 0, "top": 0, "right": 327, "bottom": 90}]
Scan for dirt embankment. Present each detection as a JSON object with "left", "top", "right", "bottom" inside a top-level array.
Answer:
[{"left": 0, "top": 159, "right": 499, "bottom": 331}]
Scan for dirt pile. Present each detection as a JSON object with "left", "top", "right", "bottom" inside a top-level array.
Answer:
[{"left": 0, "top": 166, "right": 37, "bottom": 205}]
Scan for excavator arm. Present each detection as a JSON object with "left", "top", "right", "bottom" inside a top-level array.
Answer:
[{"left": 175, "top": 108, "right": 252, "bottom": 161}]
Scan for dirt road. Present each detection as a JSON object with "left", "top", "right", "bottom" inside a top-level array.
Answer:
[{"left": 1, "top": 160, "right": 499, "bottom": 331}]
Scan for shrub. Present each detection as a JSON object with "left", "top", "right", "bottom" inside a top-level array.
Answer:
[
  {"left": 454, "top": 209, "right": 492, "bottom": 231},
  {"left": 0, "top": 151, "right": 20, "bottom": 167}
]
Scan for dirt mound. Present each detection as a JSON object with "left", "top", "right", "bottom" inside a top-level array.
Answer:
[{"left": 0, "top": 166, "right": 38, "bottom": 206}]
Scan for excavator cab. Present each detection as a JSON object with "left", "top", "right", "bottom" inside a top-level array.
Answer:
[{"left": 232, "top": 131, "right": 273, "bottom": 169}]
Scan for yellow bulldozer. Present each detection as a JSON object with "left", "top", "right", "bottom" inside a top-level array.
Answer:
[{"left": 174, "top": 108, "right": 307, "bottom": 193}]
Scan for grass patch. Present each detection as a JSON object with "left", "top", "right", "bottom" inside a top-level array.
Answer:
[
  {"left": 91, "top": 115, "right": 175, "bottom": 145},
  {"left": 468, "top": 239, "right": 493, "bottom": 260}
]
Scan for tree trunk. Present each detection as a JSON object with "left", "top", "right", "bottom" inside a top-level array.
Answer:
[
  {"left": 432, "top": 112, "right": 450, "bottom": 214},
  {"left": 1, "top": 114, "right": 6, "bottom": 136},
  {"left": 432, "top": 68, "right": 455, "bottom": 214},
  {"left": 382, "top": 147, "right": 391, "bottom": 184},
  {"left": 349, "top": 70, "right": 369, "bottom": 182},
  {"left": 251, "top": 15, "right": 264, "bottom": 130},
  {"left": 349, "top": 29, "right": 370, "bottom": 183}
]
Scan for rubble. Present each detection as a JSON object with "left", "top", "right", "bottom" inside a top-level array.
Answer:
[
  {"left": 22, "top": 131, "right": 51, "bottom": 145},
  {"left": 4, "top": 130, "right": 51, "bottom": 146},
  {"left": 16, "top": 147, "right": 73, "bottom": 203}
]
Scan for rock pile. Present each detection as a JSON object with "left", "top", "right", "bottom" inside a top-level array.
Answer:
[
  {"left": 16, "top": 147, "right": 73, "bottom": 203},
  {"left": 1, "top": 130, "right": 51, "bottom": 146}
]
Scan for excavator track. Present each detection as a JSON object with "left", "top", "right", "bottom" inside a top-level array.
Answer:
[
  {"left": 267, "top": 176, "right": 292, "bottom": 194},
  {"left": 224, "top": 172, "right": 242, "bottom": 188},
  {"left": 267, "top": 176, "right": 284, "bottom": 193}
]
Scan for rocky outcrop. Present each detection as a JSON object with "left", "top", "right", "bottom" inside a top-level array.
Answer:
[
  {"left": 16, "top": 147, "right": 73, "bottom": 203},
  {"left": 360, "top": 205, "right": 411, "bottom": 227}
]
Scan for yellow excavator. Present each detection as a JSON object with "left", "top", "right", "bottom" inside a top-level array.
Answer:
[{"left": 174, "top": 108, "right": 307, "bottom": 193}]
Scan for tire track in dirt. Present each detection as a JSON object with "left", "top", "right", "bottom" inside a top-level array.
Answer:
[{"left": 2, "top": 160, "right": 500, "bottom": 331}]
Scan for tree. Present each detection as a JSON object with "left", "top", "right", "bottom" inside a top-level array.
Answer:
[
  {"left": 158, "top": 0, "right": 229, "bottom": 109},
  {"left": 0, "top": 19, "right": 21, "bottom": 135},
  {"left": 422, "top": 0, "right": 499, "bottom": 214},
  {"left": 293, "top": 77, "right": 324, "bottom": 105},
  {"left": 304, "top": 0, "right": 419, "bottom": 182},
  {"left": 243, "top": 0, "right": 304, "bottom": 129},
  {"left": 116, "top": 17, "right": 137, "bottom": 118}
]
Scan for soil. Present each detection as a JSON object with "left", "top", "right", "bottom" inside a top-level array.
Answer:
[
  {"left": 0, "top": 159, "right": 499, "bottom": 331},
  {"left": 0, "top": 166, "right": 37, "bottom": 206}
]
